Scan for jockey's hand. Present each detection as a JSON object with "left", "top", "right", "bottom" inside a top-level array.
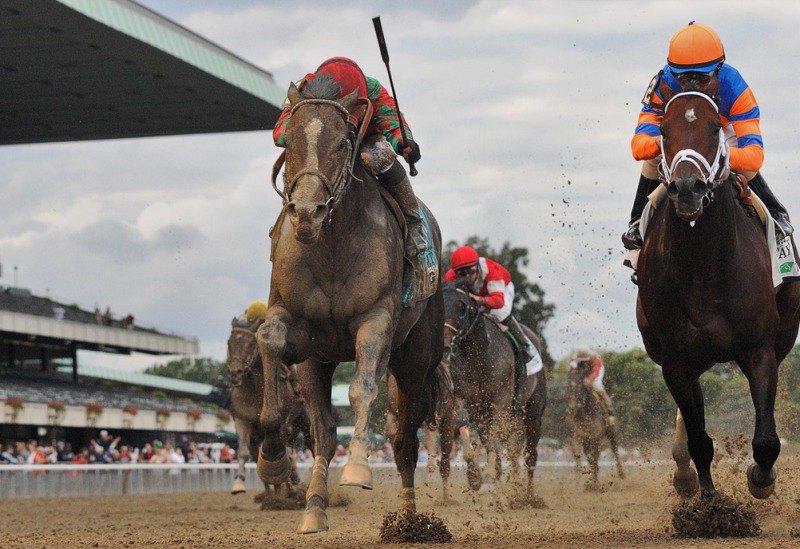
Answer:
[
  {"left": 402, "top": 140, "right": 421, "bottom": 164},
  {"left": 468, "top": 293, "right": 484, "bottom": 305},
  {"left": 583, "top": 378, "right": 592, "bottom": 388}
]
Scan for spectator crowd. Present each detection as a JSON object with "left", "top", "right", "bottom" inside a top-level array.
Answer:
[{"left": 1, "top": 431, "right": 236, "bottom": 465}]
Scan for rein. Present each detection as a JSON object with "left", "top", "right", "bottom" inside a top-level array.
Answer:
[
  {"left": 270, "top": 97, "right": 374, "bottom": 223},
  {"left": 659, "top": 91, "right": 729, "bottom": 190}
]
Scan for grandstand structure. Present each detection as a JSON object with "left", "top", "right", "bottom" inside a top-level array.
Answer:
[{"left": 1, "top": 0, "right": 284, "bottom": 447}]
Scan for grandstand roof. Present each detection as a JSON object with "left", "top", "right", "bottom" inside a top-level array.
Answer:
[
  {"left": 1, "top": 0, "right": 284, "bottom": 144},
  {"left": 0, "top": 286, "right": 198, "bottom": 355},
  {"left": 62, "top": 363, "right": 213, "bottom": 396}
]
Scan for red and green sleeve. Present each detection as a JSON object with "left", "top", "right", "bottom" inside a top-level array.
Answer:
[{"left": 366, "top": 76, "right": 413, "bottom": 154}]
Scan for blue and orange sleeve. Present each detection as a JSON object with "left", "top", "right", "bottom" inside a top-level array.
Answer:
[
  {"left": 631, "top": 82, "right": 664, "bottom": 161},
  {"left": 727, "top": 85, "right": 763, "bottom": 172}
]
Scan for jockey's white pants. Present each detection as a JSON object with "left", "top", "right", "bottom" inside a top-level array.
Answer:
[
  {"left": 589, "top": 367, "right": 606, "bottom": 393},
  {"left": 489, "top": 281, "right": 515, "bottom": 322}
]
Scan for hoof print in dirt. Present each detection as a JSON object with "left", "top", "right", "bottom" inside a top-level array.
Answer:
[
  {"left": 258, "top": 490, "right": 304, "bottom": 511},
  {"left": 380, "top": 510, "right": 452, "bottom": 543},
  {"left": 671, "top": 492, "right": 760, "bottom": 538}
]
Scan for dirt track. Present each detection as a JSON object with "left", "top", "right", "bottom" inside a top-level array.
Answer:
[{"left": 2, "top": 458, "right": 799, "bottom": 548}]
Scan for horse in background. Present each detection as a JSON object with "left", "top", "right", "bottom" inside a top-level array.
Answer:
[
  {"left": 442, "top": 281, "right": 547, "bottom": 498},
  {"left": 636, "top": 82, "right": 800, "bottom": 499},
  {"left": 565, "top": 363, "right": 625, "bottom": 490},
  {"left": 226, "top": 304, "right": 310, "bottom": 497}
]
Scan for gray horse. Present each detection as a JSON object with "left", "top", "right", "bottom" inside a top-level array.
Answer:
[
  {"left": 565, "top": 364, "right": 625, "bottom": 490},
  {"left": 256, "top": 76, "right": 444, "bottom": 534},
  {"left": 442, "top": 282, "right": 548, "bottom": 498},
  {"left": 226, "top": 308, "right": 310, "bottom": 496}
]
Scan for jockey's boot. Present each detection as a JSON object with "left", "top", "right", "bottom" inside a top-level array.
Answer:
[
  {"left": 748, "top": 172, "right": 793, "bottom": 237},
  {"left": 502, "top": 315, "right": 536, "bottom": 363},
  {"left": 378, "top": 161, "right": 428, "bottom": 258},
  {"left": 597, "top": 391, "right": 617, "bottom": 429},
  {"left": 622, "top": 174, "right": 661, "bottom": 251}
]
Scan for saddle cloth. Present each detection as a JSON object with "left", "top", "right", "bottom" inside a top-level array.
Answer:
[
  {"left": 626, "top": 186, "right": 800, "bottom": 288},
  {"left": 488, "top": 315, "right": 544, "bottom": 377}
]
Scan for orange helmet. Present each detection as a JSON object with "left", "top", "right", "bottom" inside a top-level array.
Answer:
[
  {"left": 667, "top": 21, "right": 725, "bottom": 74},
  {"left": 451, "top": 246, "right": 479, "bottom": 270}
]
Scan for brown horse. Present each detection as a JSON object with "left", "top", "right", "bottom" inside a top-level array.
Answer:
[
  {"left": 636, "top": 82, "right": 800, "bottom": 498},
  {"left": 256, "top": 75, "right": 444, "bottom": 533},
  {"left": 565, "top": 363, "right": 625, "bottom": 490},
  {"left": 442, "top": 282, "right": 547, "bottom": 497},
  {"left": 226, "top": 312, "right": 310, "bottom": 496}
]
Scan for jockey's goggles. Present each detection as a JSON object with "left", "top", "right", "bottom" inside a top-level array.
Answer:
[
  {"left": 670, "top": 64, "right": 721, "bottom": 89},
  {"left": 455, "top": 266, "right": 477, "bottom": 277}
]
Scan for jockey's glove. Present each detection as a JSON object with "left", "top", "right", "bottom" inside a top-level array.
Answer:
[{"left": 402, "top": 140, "right": 421, "bottom": 164}]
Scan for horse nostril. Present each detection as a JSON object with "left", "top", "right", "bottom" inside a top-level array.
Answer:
[
  {"left": 314, "top": 203, "right": 328, "bottom": 218},
  {"left": 286, "top": 203, "right": 297, "bottom": 216},
  {"left": 693, "top": 179, "right": 708, "bottom": 194}
]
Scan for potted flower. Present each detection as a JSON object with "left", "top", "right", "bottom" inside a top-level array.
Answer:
[
  {"left": 215, "top": 410, "right": 232, "bottom": 431},
  {"left": 4, "top": 397, "right": 24, "bottom": 422},
  {"left": 185, "top": 409, "right": 203, "bottom": 431},
  {"left": 47, "top": 401, "right": 66, "bottom": 425},
  {"left": 85, "top": 403, "right": 104, "bottom": 426},
  {"left": 122, "top": 406, "right": 138, "bottom": 428},
  {"left": 155, "top": 408, "right": 171, "bottom": 429}
]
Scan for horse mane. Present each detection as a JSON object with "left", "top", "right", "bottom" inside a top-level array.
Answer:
[
  {"left": 302, "top": 73, "right": 342, "bottom": 101},
  {"left": 445, "top": 278, "right": 471, "bottom": 292}
]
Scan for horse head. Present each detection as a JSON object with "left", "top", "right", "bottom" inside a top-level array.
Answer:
[
  {"left": 442, "top": 280, "right": 480, "bottom": 357},
  {"left": 227, "top": 315, "right": 262, "bottom": 387},
  {"left": 281, "top": 74, "right": 364, "bottom": 244},
  {"left": 658, "top": 80, "right": 727, "bottom": 222},
  {"left": 566, "top": 359, "right": 592, "bottom": 413}
]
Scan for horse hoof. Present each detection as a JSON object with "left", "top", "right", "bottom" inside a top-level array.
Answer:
[
  {"left": 339, "top": 461, "right": 373, "bottom": 489},
  {"left": 747, "top": 463, "right": 776, "bottom": 499},
  {"left": 467, "top": 463, "right": 482, "bottom": 491},
  {"left": 298, "top": 507, "right": 329, "bottom": 534},
  {"left": 231, "top": 479, "right": 246, "bottom": 495},
  {"left": 257, "top": 449, "right": 291, "bottom": 486},
  {"left": 673, "top": 468, "right": 699, "bottom": 498}
]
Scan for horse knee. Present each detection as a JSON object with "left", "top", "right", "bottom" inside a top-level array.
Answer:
[{"left": 257, "top": 316, "right": 288, "bottom": 356}]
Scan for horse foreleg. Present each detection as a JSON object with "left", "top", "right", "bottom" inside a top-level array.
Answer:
[
  {"left": 255, "top": 307, "right": 297, "bottom": 486},
  {"left": 385, "top": 372, "right": 399, "bottom": 440},
  {"left": 339, "top": 313, "right": 393, "bottom": 490},
  {"left": 663, "top": 366, "right": 715, "bottom": 494},
  {"left": 423, "top": 426, "right": 438, "bottom": 474},
  {"left": 439, "top": 404, "right": 454, "bottom": 501},
  {"left": 524, "top": 392, "right": 544, "bottom": 497},
  {"left": 585, "top": 439, "right": 600, "bottom": 491},
  {"left": 296, "top": 359, "right": 336, "bottom": 534},
  {"left": 740, "top": 348, "right": 780, "bottom": 499},
  {"left": 671, "top": 409, "right": 698, "bottom": 498},
  {"left": 231, "top": 416, "right": 250, "bottom": 494}
]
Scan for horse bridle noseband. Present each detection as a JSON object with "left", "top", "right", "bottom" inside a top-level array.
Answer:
[
  {"left": 659, "top": 91, "right": 729, "bottom": 196},
  {"left": 443, "top": 288, "right": 483, "bottom": 363},
  {"left": 270, "top": 97, "right": 373, "bottom": 222},
  {"left": 228, "top": 326, "right": 259, "bottom": 387}
]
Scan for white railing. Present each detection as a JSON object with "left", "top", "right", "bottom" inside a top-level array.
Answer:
[{"left": 0, "top": 459, "right": 668, "bottom": 499}]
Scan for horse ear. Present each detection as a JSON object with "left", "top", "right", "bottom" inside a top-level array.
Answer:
[
  {"left": 658, "top": 80, "right": 675, "bottom": 106},
  {"left": 338, "top": 88, "right": 360, "bottom": 115},
  {"left": 287, "top": 82, "right": 301, "bottom": 107}
]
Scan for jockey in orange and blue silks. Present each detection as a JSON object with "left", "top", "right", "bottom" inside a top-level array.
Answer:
[
  {"left": 273, "top": 57, "right": 427, "bottom": 259},
  {"left": 622, "top": 22, "right": 792, "bottom": 251}
]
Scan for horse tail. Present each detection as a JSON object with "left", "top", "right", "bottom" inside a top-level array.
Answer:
[{"left": 425, "top": 361, "right": 453, "bottom": 430}]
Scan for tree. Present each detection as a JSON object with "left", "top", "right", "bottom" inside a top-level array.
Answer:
[{"left": 443, "top": 236, "right": 556, "bottom": 365}]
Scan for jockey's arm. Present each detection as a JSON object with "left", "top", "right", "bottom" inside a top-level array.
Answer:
[
  {"left": 273, "top": 74, "right": 315, "bottom": 148},
  {"left": 479, "top": 279, "right": 506, "bottom": 309},
  {"left": 726, "top": 83, "right": 763, "bottom": 173},
  {"left": 631, "top": 92, "right": 664, "bottom": 161},
  {"left": 586, "top": 356, "right": 603, "bottom": 382},
  {"left": 366, "top": 76, "right": 413, "bottom": 154}
]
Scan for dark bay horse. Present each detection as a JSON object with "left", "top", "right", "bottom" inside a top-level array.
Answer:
[
  {"left": 257, "top": 76, "right": 444, "bottom": 533},
  {"left": 442, "top": 282, "right": 547, "bottom": 497},
  {"left": 566, "top": 364, "right": 624, "bottom": 490},
  {"left": 637, "top": 83, "right": 800, "bottom": 499},
  {"left": 226, "top": 311, "right": 310, "bottom": 496}
]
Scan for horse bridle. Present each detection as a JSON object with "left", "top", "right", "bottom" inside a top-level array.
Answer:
[
  {"left": 659, "top": 91, "right": 729, "bottom": 194},
  {"left": 228, "top": 326, "right": 259, "bottom": 387},
  {"left": 270, "top": 97, "right": 373, "bottom": 222},
  {"left": 443, "top": 288, "right": 483, "bottom": 363}
]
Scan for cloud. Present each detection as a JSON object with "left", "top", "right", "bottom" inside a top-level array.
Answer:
[{"left": 2, "top": 0, "right": 798, "bottom": 368}]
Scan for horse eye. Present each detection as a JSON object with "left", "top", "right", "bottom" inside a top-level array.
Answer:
[{"left": 338, "top": 139, "right": 347, "bottom": 151}]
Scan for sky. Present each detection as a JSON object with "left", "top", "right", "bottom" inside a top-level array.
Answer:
[{"left": 1, "top": 1, "right": 799, "bottom": 370}]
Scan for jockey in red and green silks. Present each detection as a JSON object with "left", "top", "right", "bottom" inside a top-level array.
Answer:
[{"left": 273, "top": 57, "right": 427, "bottom": 259}]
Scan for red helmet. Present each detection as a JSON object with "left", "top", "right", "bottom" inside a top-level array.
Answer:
[
  {"left": 451, "top": 246, "right": 479, "bottom": 270},
  {"left": 315, "top": 57, "right": 368, "bottom": 100}
]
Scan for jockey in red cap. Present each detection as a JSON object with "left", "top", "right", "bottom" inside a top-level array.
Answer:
[
  {"left": 445, "top": 246, "right": 541, "bottom": 370},
  {"left": 273, "top": 57, "right": 427, "bottom": 259},
  {"left": 623, "top": 22, "right": 792, "bottom": 251}
]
